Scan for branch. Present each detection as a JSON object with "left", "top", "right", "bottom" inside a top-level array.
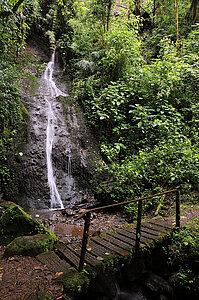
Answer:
[
  {"left": 0, "top": 0, "right": 25, "bottom": 18},
  {"left": 13, "top": 0, "right": 25, "bottom": 13}
]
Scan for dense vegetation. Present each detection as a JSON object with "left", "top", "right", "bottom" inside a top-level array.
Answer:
[
  {"left": 55, "top": 0, "right": 199, "bottom": 209},
  {"left": 157, "top": 217, "right": 199, "bottom": 299},
  {"left": 0, "top": 1, "right": 198, "bottom": 205}
]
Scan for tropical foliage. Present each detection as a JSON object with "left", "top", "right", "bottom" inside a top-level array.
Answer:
[
  {"left": 60, "top": 0, "right": 199, "bottom": 210},
  {"left": 0, "top": 0, "right": 198, "bottom": 207}
]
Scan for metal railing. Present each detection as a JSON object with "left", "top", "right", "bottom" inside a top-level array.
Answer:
[{"left": 75, "top": 189, "right": 181, "bottom": 271}]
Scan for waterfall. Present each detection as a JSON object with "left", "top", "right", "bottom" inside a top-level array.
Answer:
[
  {"left": 43, "top": 50, "right": 67, "bottom": 209},
  {"left": 20, "top": 44, "right": 96, "bottom": 210},
  {"left": 43, "top": 51, "right": 66, "bottom": 98}
]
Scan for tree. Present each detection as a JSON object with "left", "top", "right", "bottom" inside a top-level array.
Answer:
[
  {"left": 0, "top": 0, "right": 25, "bottom": 18},
  {"left": 173, "top": 0, "right": 179, "bottom": 45},
  {"left": 134, "top": 0, "right": 140, "bottom": 15},
  {"left": 186, "top": 0, "right": 199, "bottom": 25}
]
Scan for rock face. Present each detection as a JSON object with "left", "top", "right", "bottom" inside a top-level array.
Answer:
[
  {"left": 18, "top": 45, "right": 102, "bottom": 210},
  {"left": 0, "top": 204, "right": 56, "bottom": 245}
]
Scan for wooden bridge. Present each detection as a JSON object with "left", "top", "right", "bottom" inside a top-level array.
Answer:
[{"left": 37, "top": 189, "right": 181, "bottom": 273}]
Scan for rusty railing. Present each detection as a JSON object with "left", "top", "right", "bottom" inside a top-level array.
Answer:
[{"left": 75, "top": 189, "right": 181, "bottom": 271}]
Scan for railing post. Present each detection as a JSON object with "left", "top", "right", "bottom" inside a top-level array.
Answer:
[
  {"left": 176, "top": 190, "right": 181, "bottom": 227},
  {"left": 135, "top": 200, "right": 142, "bottom": 254},
  {"left": 79, "top": 212, "right": 91, "bottom": 271}
]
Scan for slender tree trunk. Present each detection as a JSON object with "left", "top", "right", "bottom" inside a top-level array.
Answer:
[
  {"left": 134, "top": 0, "right": 140, "bottom": 15},
  {"left": 173, "top": 0, "right": 179, "bottom": 46},
  {"left": 153, "top": 0, "right": 156, "bottom": 25},
  {"left": 107, "top": 0, "right": 113, "bottom": 31}
]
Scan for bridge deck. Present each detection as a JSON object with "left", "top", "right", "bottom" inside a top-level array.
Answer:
[{"left": 37, "top": 217, "right": 175, "bottom": 272}]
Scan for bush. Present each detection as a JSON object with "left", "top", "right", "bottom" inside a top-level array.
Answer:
[{"left": 0, "top": 61, "right": 25, "bottom": 193}]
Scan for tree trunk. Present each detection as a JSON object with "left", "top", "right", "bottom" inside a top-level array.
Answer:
[
  {"left": 134, "top": 0, "right": 140, "bottom": 16},
  {"left": 0, "top": 0, "right": 25, "bottom": 18},
  {"left": 186, "top": 0, "right": 199, "bottom": 25},
  {"left": 106, "top": 0, "right": 113, "bottom": 31},
  {"left": 173, "top": 0, "right": 179, "bottom": 45}
]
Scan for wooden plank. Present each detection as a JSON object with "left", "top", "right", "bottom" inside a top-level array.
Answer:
[
  {"left": 92, "top": 237, "right": 129, "bottom": 256},
  {"left": 142, "top": 222, "right": 168, "bottom": 233},
  {"left": 139, "top": 230, "right": 159, "bottom": 241},
  {"left": 107, "top": 232, "right": 135, "bottom": 246},
  {"left": 69, "top": 243, "right": 96, "bottom": 265},
  {"left": 148, "top": 219, "right": 173, "bottom": 229},
  {"left": 140, "top": 227, "right": 163, "bottom": 237},
  {"left": 56, "top": 244, "right": 80, "bottom": 269},
  {"left": 120, "top": 227, "right": 158, "bottom": 243},
  {"left": 37, "top": 251, "right": 70, "bottom": 272},
  {"left": 116, "top": 229, "right": 137, "bottom": 241},
  {"left": 103, "top": 233, "right": 132, "bottom": 250},
  {"left": 78, "top": 239, "right": 112, "bottom": 259}
]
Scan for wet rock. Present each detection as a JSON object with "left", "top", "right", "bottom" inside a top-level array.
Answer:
[
  {"left": 0, "top": 204, "right": 56, "bottom": 245},
  {"left": 56, "top": 268, "right": 90, "bottom": 297},
  {"left": 4, "top": 233, "right": 56, "bottom": 257},
  {"left": 88, "top": 274, "right": 117, "bottom": 299},
  {"left": 122, "top": 259, "right": 146, "bottom": 282},
  {"left": 17, "top": 49, "right": 105, "bottom": 211},
  {"left": 140, "top": 271, "right": 173, "bottom": 295}
]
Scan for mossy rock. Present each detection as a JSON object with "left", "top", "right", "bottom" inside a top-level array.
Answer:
[
  {"left": 0, "top": 204, "right": 56, "bottom": 245},
  {"left": 57, "top": 268, "right": 90, "bottom": 297},
  {"left": 4, "top": 233, "right": 56, "bottom": 257},
  {"left": 37, "top": 291, "right": 54, "bottom": 300}
]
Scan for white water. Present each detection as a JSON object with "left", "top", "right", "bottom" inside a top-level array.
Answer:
[{"left": 43, "top": 51, "right": 67, "bottom": 209}]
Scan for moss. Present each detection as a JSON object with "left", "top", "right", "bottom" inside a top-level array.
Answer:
[
  {"left": 20, "top": 100, "right": 30, "bottom": 120},
  {"left": 4, "top": 233, "right": 56, "bottom": 257},
  {"left": 22, "top": 73, "right": 40, "bottom": 95},
  {"left": 57, "top": 268, "right": 90, "bottom": 297},
  {"left": 0, "top": 204, "right": 57, "bottom": 245},
  {"left": 37, "top": 291, "right": 54, "bottom": 300}
]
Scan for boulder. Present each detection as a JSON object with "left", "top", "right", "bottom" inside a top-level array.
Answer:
[
  {"left": 88, "top": 274, "right": 117, "bottom": 299},
  {"left": 121, "top": 259, "right": 146, "bottom": 282},
  {"left": 0, "top": 204, "right": 56, "bottom": 245},
  {"left": 56, "top": 268, "right": 90, "bottom": 297},
  {"left": 140, "top": 271, "right": 173, "bottom": 294},
  {"left": 4, "top": 233, "right": 56, "bottom": 257}
]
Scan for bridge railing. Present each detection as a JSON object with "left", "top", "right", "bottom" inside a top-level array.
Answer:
[{"left": 75, "top": 189, "right": 181, "bottom": 271}]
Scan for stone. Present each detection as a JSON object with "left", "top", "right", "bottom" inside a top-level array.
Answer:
[
  {"left": 0, "top": 204, "right": 56, "bottom": 245},
  {"left": 140, "top": 271, "right": 173, "bottom": 294},
  {"left": 4, "top": 233, "right": 56, "bottom": 257},
  {"left": 88, "top": 274, "right": 117, "bottom": 299},
  {"left": 122, "top": 259, "right": 146, "bottom": 282},
  {"left": 56, "top": 268, "right": 90, "bottom": 297}
]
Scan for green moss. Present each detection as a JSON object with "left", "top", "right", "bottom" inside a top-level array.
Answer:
[
  {"left": 4, "top": 233, "right": 56, "bottom": 257},
  {"left": 22, "top": 73, "right": 40, "bottom": 95},
  {"left": 37, "top": 291, "right": 54, "bottom": 300},
  {"left": 20, "top": 100, "right": 30, "bottom": 120},
  {"left": 0, "top": 204, "right": 57, "bottom": 245},
  {"left": 57, "top": 268, "right": 90, "bottom": 297}
]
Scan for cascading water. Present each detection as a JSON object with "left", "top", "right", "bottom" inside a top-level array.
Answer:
[
  {"left": 42, "top": 50, "right": 67, "bottom": 209},
  {"left": 20, "top": 44, "right": 99, "bottom": 211}
]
